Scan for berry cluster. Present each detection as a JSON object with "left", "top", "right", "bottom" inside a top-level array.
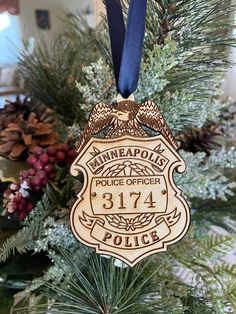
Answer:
[
  {"left": 3, "top": 144, "right": 76, "bottom": 221},
  {"left": 3, "top": 182, "right": 34, "bottom": 221}
]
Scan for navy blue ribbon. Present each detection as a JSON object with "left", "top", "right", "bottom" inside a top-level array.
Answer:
[{"left": 105, "top": 0, "right": 147, "bottom": 98}]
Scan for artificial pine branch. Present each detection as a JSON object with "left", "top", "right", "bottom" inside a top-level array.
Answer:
[
  {"left": 0, "top": 192, "right": 53, "bottom": 262},
  {"left": 167, "top": 233, "right": 236, "bottom": 311},
  {"left": 145, "top": 0, "right": 236, "bottom": 100},
  {"left": 23, "top": 232, "right": 236, "bottom": 313},
  {"left": 192, "top": 191, "right": 236, "bottom": 232},
  {"left": 28, "top": 249, "right": 161, "bottom": 314},
  {"left": 18, "top": 14, "right": 99, "bottom": 126}
]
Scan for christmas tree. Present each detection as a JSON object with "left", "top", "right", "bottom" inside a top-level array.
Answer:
[{"left": 1, "top": 1, "right": 236, "bottom": 313}]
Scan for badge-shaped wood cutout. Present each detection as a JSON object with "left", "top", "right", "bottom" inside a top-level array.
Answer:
[{"left": 70, "top": 100, "right": 190, "bottom": 266}]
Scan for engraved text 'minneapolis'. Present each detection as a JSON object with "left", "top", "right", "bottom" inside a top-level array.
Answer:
[{"left": 87, "top": 146, "right": 169, "bottom": 173}]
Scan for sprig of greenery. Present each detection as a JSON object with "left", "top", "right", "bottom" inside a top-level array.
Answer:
[
  {"left": 27, "top": 249, "right": 161, "bottom": 314},
  {"left": 0, "top": 192, "right": 52, "bottom": 262},
  {"left": 18, "top": 13, "right": 99, "bottom": 126},
  {"left": 23, "top": 232, "right": 236, "bottom": 313}
]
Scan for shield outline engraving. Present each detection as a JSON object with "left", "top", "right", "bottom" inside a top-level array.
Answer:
[{"left": 70, "top": 135, "right": 190, "bottom": 267}]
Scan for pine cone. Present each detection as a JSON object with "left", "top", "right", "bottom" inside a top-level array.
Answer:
[
  {"left": 0, "top": 112, "right": 58, "bottom": 160},
  {"left": 176, "top": 124, "right": 223, "bottom": 155},
  {"left": 0, "top": 96, "right": 54, "bottom": 132}
]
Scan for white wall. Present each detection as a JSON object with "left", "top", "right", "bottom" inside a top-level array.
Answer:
[
  {"left": 223, "top": 47, "right": 236, "bottom": 100},
  {"left": 0, "top": 14, "right": 22, "bottom": 64},
  {"left": 18, "top": 0, "right": 101, "bottom": 44},
  {"left": 223, "top": 1, "right": 236, "bottom": 100}
]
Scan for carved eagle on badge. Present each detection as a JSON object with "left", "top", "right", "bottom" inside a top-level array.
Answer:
[{"left": 78, "top": 100, "right": 178, "bottom": 151}]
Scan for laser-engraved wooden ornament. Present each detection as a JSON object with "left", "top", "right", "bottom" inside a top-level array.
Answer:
[{"left": 70, "top": 100, "right": 190, "bottom": 267}]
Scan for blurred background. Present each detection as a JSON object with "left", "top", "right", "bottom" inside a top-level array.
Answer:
[{"left": 0, "top": 0, "right": 104, "bottom": 107}]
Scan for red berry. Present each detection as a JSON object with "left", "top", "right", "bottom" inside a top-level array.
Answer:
[
  {"left": 36, "top": 170, "right": 47, "bottom": 180},
  {"left": 26, "top": 202, "right": 34, "bottom": 212},
  {"left": 34, "top": 161, "right": 43, "bottom": 171},
  {"left": 66, "top": 158, "right": 73, "bottom": 164},
  {"left": 21, "top": 198, "right": 27, "bottom": 206},
  {"left": 48, "top": 172, "right": 56, "bottom": 180},
  {"left": 32, "top": 146, "right": 44, "bottom": 157},
  {"left": 10, "top": 183, "right": 20, "bottom": 191},
  {"left": 31, "top": 176, "right": 41, "bottom": 188},
  {"left": 44, "top": 164, "right": 55, "bottom": 174},
  {"left": 49, "top": 156, "right": 56, "bottom": 164},
  {"left": 19, "top": 211, "right": 26, "bottom": 221},
  {"left": 42, "top": 177, "right": 48, "bottom": 185},
  {"left": 18, "top": 203, "right": 24, "bottom": 211},
  {"left": 32, "top": 186, "right": 42, "bottom": 193},
  {"left": 14, "top": 195, "right": 22, "bottom": 204},
  {"left": 39, "top": 153, "right": 49, "bottom": 165},
  {"left": 3, "top": 189, "right": 12, "bottom": 199},
  {"left": 67, "top": 149, "right": 76, "bottom": 159},
  {"left": 56, "top": 151, "right": 66, "bottom": 162},
  {"left": 19, "top": 170, "right": 29, "bottom": 179},
  {"left": 28, "top": 169, "right": 35, "bottom": 176},
  {"left": 47, "top": 146, "right": 57, "bottom": 156},
  {"left": 7, "top": 201, "right": 17, "bottom": 213},
  {"left": 27, "top": 155, "right": 38, "bottom": 166},
  {"left": 61, "top": 143, "right": 70, "bottom": 152}
]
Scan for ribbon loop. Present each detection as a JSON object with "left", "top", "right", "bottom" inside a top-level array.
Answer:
[{"left": 105, "top": 0, "right": 147, "bottom": 99}]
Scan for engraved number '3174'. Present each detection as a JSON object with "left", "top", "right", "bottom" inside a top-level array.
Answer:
[{"left": 102, "top": 192, "right": 156, "bottom": 210}]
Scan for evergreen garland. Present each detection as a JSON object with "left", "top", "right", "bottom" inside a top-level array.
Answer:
[{"left": 1, "top": 1, "right": 236, "bottom": 313}]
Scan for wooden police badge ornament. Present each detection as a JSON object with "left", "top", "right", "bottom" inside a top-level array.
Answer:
[
  {"left": 70, "top": 0, "right": 190, "bottom": 266},
  {"left": 70, "top": 99, "right": 190, "bottom": 266}
]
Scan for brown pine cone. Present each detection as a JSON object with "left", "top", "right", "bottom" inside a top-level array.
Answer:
[
  {"left": 0, "top": 96, "right": 55, "bottom": 132},
  {"left": 176, "top": 124, "right": 223, "bottom": 156},
  {"left": 0, "top": 112, "right": 58, "bottom": 160}
]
